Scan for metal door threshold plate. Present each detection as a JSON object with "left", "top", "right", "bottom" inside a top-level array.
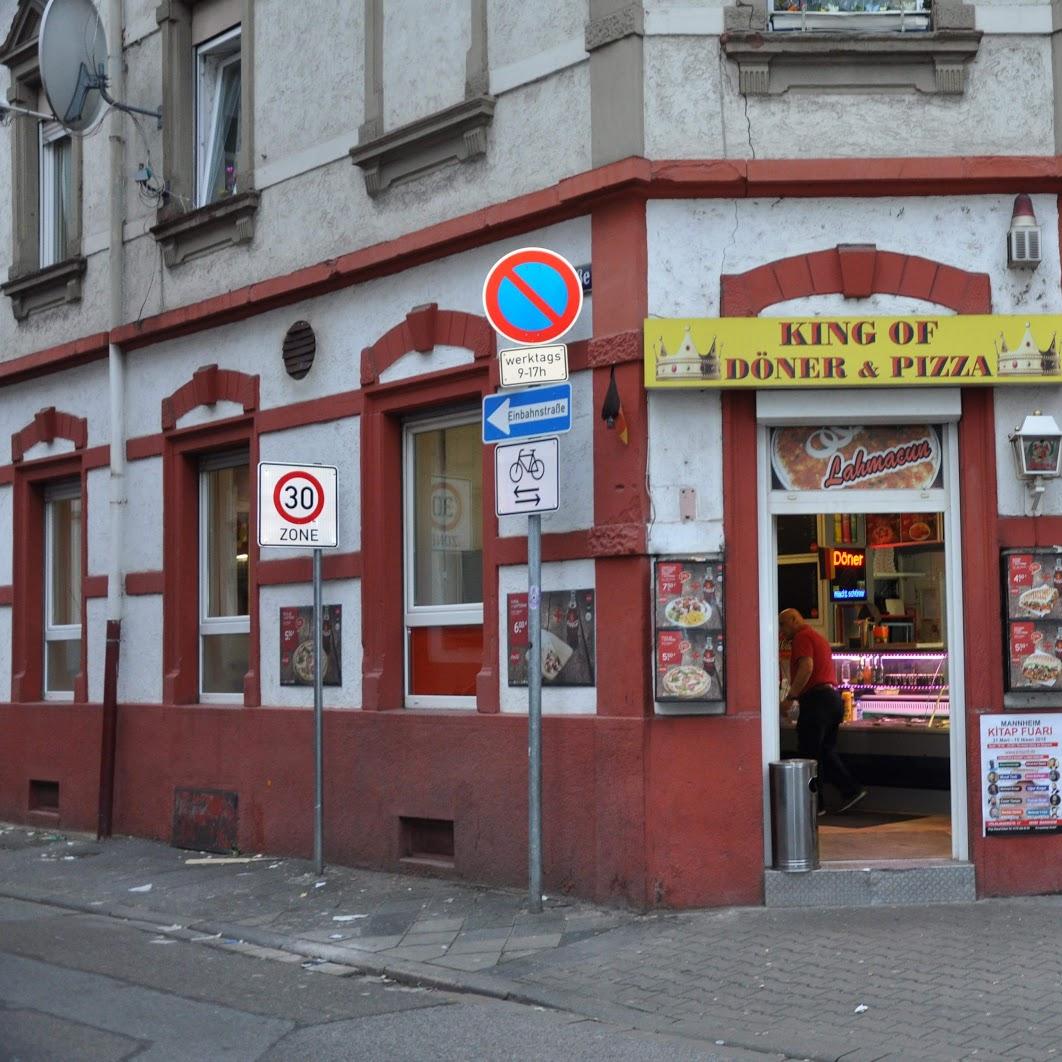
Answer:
[{"left": 764, "top": 860, "right": 975, "bottom": 907}]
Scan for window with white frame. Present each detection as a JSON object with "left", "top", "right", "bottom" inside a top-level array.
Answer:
[
  {"left": 199, "top": 453, "right": 250, "bottom": 699},
  {"left": 38, "top": 121, "right": 73, "bottom": 268},
  {"left": 769, "top": 0, "right": 930, "bottom": 31},
  {"left": 196, "top": 26, "right": 241, "bottom": 206},
  {"left": 404, "top": 415, "right": 483, "bottom": 707},
  {"left": 44, "top": 482, "right": 82, "bottom": 698}
]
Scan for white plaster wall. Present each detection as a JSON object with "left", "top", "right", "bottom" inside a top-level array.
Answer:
[
  {"left": 123, "top": 215, "right": 591, "bottom": 440},
  {"left": 122, "top": 457, "right": 163, "bottom": 574},
  {"left": 259, "top": 579, "right": 362, "bottom": 708},
  {"left": 380, "top": 346, "right": 473, "bottom": 385},
  {"left": 118, "top": 594, "right": 163, "bottom": 703},
  {"left": 647, "top": 196, "right": 1062, "bottom": 317},
  {"left": 86, "top": 468, "right": 111, "bottom": 579},
  {"left": 498, "top": 369, "right": 594, "bottom": 537},
  {"left": 995, "top": 386, "right": 1062, "bottom": 515},
  {"left": 0, "top": 606, "right": 10, "bottom": 701},
  {"left": 498, "top": 558, "right": 596, "bottom": 714},
  {"left": 258, "top": 418, "right": 361, "bottom": 559},
  {"left": 645, "top": 34, "right": 1055, "bottom": 160},
  {"left": 0, "top": 483, "right": 10, "bottom": 585},
  {"left": 488, "top": 0, "right": 587, "bottom": 71},
  {"left": 87, "top": 598, "right": 107, "bottom": 702},
  {"left": 384, "top": 1, "right": 469, "bottom": 129}
]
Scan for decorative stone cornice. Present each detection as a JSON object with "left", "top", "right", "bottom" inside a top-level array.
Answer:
[
  {"left": 585, "top": 3, "right": 644, "bottom": 51},
  {"left": 11, "top": 406, "right": 87, "bottom": 462},
  {"left": 1, "top": 257, "right": 86, "bottom": 321},
  {"left": 721, "top": 29, "right": 982, "bottom": 96},
  {"left": 151, "top": 191, "right": 260, "bottom": 268},
  {"left": 350, "top": 95, "right": 495, "bottom": 197}
]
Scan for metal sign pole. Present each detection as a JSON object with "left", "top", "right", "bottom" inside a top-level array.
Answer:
[
  {"left": 528, "top": 512, "right": 543, "bottom": 913},
  {"left": 313, "top": 547, "right": 324, "bottom": 876}
]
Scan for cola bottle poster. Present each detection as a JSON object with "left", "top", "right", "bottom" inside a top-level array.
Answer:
[
  {"left": 507, "top": 589, "right": 595, "bottom": 686},
  {"left": 1003, "top": 549, "right": 1062, "bottom": 692},
  {"left": 279, "top": 605, "right": 342, "bottom": 687}
]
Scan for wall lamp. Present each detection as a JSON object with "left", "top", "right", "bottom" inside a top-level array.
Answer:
[{"left": 1009, "top": 410, "right": 1062, "bottom": 512}]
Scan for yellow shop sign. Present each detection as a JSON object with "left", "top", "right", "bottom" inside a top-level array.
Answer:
[{"left": 644, "top": 315, "right": 1062, "bottom": 389}]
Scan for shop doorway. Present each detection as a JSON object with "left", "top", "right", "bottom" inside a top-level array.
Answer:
[{"left": 758, "top": 423, "right": 968, "bottom": 864}]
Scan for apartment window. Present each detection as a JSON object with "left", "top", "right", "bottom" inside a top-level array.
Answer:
[
  {"left": 43, "top": 483, "right": 82, "bottom": 699},
  {"left": 196, "top": 27, "right": 241, "bottom": 206},
  {"left": 199, "top": 453, "right": 250, "bottom": 699},
  {"left": 404, "top": 415, "right": 483, "bottom": 707},
  {"left": 769, "top": 0, "right": 930, "bottom": 31},
  {"left": 39, "top": 121, "right": 73, "bottom": 268}
]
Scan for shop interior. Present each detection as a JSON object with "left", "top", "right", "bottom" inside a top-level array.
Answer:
[{"left": 777, "top": 512, "right": 952, "bottom": 862}]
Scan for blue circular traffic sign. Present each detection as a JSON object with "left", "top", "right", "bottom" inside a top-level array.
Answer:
[{"left": 482, "top": 247, "right": 583, "bottom": 345}]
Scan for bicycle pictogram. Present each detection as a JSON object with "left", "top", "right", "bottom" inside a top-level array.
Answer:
[{"left": 509, "top": 447, "right": 545, "bottom": 484}]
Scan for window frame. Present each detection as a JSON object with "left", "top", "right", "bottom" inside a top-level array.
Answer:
[
  {"left": 194, "top": 24, "right": 241, "bottom": 208},
  {"left": 38, "top": 120, "right": 72, "bottom": 269},
  {"left": 197, "top": 449, "right": 250, "bottom": 703},
  {"left": 402, "top": 410, "right": 484, "bottom": 710},
  {"left": 42, "top": 480, "right": 82, "bottom": 701}
]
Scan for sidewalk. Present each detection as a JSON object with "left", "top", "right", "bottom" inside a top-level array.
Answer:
[{"left": 2, "top": 824, "right": 1061, "bottom": 1062}]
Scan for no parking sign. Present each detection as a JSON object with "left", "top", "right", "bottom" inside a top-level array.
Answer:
[
  {"left": 482, "top": 247, "right": 583, "bottom": 346},
  {"left": 258, "top": 462, "right": 338, "bottom": 548}
]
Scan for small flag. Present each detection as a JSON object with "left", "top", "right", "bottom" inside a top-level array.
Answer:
[{"left": 601, "top": 365, "right": 629, "bottom": 445}]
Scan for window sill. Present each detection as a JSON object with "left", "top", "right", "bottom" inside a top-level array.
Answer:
[
  {"left": 151, "top": 190, "right": 260, "bottom": 268},
  {"left": 349, "top": 95, "right": 495, "bottom": 198},
  {"left": 721, "top": 28, "right": 982, "bottom": 95},
  {"left": 1, "top": 256, "right": 86, "bottom": 321}
]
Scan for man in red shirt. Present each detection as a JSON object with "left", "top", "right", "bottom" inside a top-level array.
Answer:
[{"left": 779, "top": 608, "right": 865, "bottom": 815}]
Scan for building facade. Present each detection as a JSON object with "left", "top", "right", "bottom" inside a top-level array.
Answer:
[{"left": 2, "top": 0, "right": 1062, "bottom": 907}]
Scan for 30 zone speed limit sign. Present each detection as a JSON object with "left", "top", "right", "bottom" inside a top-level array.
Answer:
[{"left": 258, "top": 463, "right": 338, "bottom": 548}]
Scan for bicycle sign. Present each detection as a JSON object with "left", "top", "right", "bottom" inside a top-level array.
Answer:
[
  {"left": 495, "top": 437, "right": 559, "bottom": 516},
  {"left": 258, "top": 462, "right": 339, "bottom": 547}
]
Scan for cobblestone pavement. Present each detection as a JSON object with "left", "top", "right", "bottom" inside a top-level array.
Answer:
[{"left": 4, "top": 824, "right": 1062, "bottom": 1061}]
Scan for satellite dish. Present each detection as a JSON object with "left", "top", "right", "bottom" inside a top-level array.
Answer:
[
  {"left": 38, "top": 0, "right": 162, "bottom": 132},
  {"left": 38, "top": 0, "right": 108, "bottom": 132}
]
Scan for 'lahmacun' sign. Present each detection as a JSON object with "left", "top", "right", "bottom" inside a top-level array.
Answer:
[{"left": 644, "top": 314, "right": 1062, "bottom": 388}]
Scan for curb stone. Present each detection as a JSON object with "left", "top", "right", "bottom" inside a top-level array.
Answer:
[{"left": 0, "top": 885, "right": 791, "bottom": 1061}]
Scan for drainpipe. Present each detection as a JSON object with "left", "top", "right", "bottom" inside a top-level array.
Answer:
[{"left": 98, "top": 0, "right": 127, "bottom": 840}]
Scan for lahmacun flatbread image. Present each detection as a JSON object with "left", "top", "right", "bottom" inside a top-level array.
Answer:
[{"left": 772, "top": 426, "right": 941, "bottom": 491}]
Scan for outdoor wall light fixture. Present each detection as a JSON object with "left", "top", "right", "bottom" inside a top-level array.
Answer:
[
  {"left": 1009, "top": 410, "right": 1062, "bottom": 511},
  {"left": 1007, "top": 194, "right": 1042, "bottom": 269}
]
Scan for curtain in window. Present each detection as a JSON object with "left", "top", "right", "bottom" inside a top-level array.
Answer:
[
  {"left": 205, "top": 465, "right": 249, "bottom": 618},
  {"left": 49, "top": 496, "right": 81, "bottom": 626},
  {"left": 206, "top": 60, "right": 241, "bottom": 202}
]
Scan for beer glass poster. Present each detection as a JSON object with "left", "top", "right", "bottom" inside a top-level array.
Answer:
[
  {"left": 507, "top": 590, "right": 595, "bottom": 686},
  {"left": 980, "top": 714, "right": 1062, "bottom": 835},
  {"left": 280, "top": 605, "right": 342, "bottom": 686},
  {"left": 1003, "top": 550, "right": 1062, "bottom": 692},
  {"left": 654, "top": 558, "right": 725, "bottom": 703}
]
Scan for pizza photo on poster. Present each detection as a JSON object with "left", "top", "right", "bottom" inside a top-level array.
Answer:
[
  {"left": 280, "top": 605, "right": 342, "bottom": 687},
  {"left": 1002, "top": 550, "right": 1062, "bottom": 692},
  {"left": 507, "top": 590, "right": 595, "bottom": 687},
  {"left": 653, "top": 557, "right": 726, "bottom": 703}
]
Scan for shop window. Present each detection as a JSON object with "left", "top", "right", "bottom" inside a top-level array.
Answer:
[
  {"left": 43, "top": 482, "right": 82, "bottom": 699},
  {"left": 38, "top": 121, "right": 73, "bottom": 269},
  {"left": 199, "top": 453, "right": 250, "bottom": 699},
  {"left": 403, "top": 415, "right": 483, "bottom": 706},
  {"left": 196, "top": 27, "right": 241, "bottom": 206}
]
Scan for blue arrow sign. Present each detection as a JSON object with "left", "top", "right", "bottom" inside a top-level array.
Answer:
[{"left": 482, "top": 383, "right": 572, "bottom": 443}]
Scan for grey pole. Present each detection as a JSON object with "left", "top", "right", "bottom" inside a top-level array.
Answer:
[
  {"left": 313, "top": 547, "right": 324, "bottom": 876},
  {"left": 527, "top": 512, "right": 543, "bottom": 913}
]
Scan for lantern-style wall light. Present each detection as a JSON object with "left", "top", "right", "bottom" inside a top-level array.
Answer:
[{"left": 1009, "top": 410, "right": 1062, "bottom": 511}]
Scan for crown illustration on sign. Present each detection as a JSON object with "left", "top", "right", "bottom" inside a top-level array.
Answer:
[
  {"left": 654, "top": 325, "right": 722, "bottom": 380},
  {"left": 995, "top": 321, "right": 1059, "bottom": 378}
]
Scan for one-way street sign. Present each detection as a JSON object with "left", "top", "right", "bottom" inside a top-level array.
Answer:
[
  {"left": 482, "top": 382, "right": 572, "bottom": 443},
  {"left": 495, "top": 437, "right": 559, "bottom": 516}
]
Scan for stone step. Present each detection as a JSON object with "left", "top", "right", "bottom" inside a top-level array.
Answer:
[{"left": 764, "top": 860, "right": 976, "bottom": 908}]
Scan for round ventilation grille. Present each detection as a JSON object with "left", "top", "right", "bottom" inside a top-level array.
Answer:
[{"left": 282, "top": 320, "right": 316, "bottom": 380}]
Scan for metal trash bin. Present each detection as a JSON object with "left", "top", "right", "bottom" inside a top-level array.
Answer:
[{"left": 769, "top": 758, "right": 819, "bottom": 872}]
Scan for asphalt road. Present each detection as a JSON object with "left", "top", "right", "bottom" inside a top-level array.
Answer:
[{"left": 0, "top": 896, "right": 741, "bottom": 1062}]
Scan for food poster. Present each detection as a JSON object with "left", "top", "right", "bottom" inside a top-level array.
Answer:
[
  {"left": 507, "top": 590, "right": 595, "bottom": 686},
  {"left": 980, "top": 713, "right": 1062, "bottom": 835},
  {"left": 1004, "top": 551, "right": 1062, "bottom": 691},
  {"left": 280, "top": 605, "right": 342, "bottom": 686},
  {"left": 770, "top": 426, "right": 944, "bottom": 492},
  {"left": 654, "top": 558, "right": 725, "bottom": 703},
  {"left": 866, "top": 513, "right": 940, "bottom": 548}
]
